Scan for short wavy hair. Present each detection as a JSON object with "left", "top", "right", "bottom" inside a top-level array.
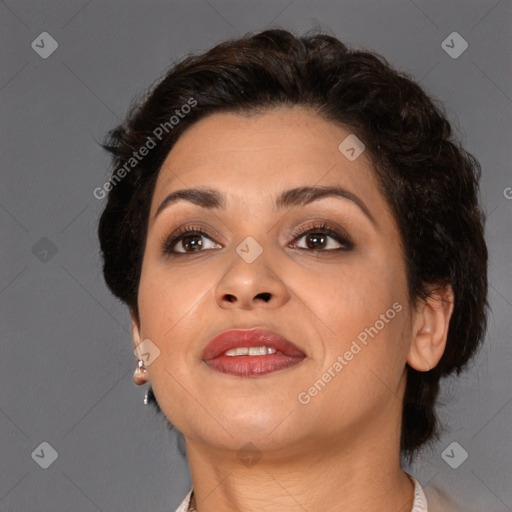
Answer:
[{"left": 97, "top": 28, "right": 488, "bottom": 460}]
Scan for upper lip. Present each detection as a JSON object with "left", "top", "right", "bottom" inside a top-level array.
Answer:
[{"left": 202, "top": 328, "right": 306, "bottom": 360}]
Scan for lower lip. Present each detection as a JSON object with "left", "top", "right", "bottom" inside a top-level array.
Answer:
[{"left": 204, "top": 353, "right": 305, "bottom": 377}]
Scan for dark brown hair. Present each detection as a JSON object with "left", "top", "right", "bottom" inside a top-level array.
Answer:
[{"left": 97, "top": 28, "right": 488, "bottom": 461}]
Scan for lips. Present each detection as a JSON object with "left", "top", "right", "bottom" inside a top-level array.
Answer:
[{"left": 201, "top": 328, "right": 306, "bottom": 377}]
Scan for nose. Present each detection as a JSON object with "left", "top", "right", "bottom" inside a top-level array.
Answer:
[{"left": 214, "top": 247, "right": 290, "bottom": 310}]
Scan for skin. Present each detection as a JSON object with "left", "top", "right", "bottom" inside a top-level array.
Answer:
[{"left": 131, "top": 106, "right": 454, "bottom": 512}]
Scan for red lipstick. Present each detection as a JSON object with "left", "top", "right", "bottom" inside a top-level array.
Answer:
[{"left": 202, "top": 328, "right": 305, "bottom": 377}]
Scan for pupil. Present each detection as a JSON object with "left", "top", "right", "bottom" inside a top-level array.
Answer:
[
  {"left": 184, "top": 234, "right": 202, "bottom": 251},
  {"left": 307, "top": 233, "right": 326, "bottom": 249}
]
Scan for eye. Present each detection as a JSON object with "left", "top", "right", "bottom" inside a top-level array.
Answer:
[
  {"left": 162, "top": 225, "right": 221, "bottom": 255},
  {"left": 289, "top": 222, "right": 353, "bottom": 252},
  {"left": 162, "top": 221, "right": 353, "bottom": 256}
]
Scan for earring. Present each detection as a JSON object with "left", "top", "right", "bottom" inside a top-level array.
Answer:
[
  {"left": 144, "top": 388, "right": 149, "bottom": 405},
  {"left": 133, "top": 359, "right": 148, "bottom": 386}
]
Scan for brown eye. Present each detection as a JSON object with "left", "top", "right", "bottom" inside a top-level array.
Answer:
[
  {"left": 300, "top": 232, "right": 331, "bottom": 250},
  {"left": 163, "top": 227, "right": 221, "bottom": 255},
  {"left": 176, "top": 233, "right": 204, "bottom": 252},
  {"left": 290, "top": 222, "right": 353, "bottom": 252}
]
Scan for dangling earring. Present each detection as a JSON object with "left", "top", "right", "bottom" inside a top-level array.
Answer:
[
  {"left": 144, "top": 388, "right": 149, "bottom": 405},
  {"left": 133, "top": 359, "right": 148, "bottom": 386}
]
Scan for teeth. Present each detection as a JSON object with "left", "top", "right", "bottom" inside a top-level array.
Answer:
[{"left": 224, "top": 346, "right": 277, "bottom": 356}]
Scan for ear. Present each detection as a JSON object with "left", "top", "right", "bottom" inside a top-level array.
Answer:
[
  {"left": 130, "top": 308, "right": 143, "bottom": 351},
  {"left": 407, "top": 284, "right": 455, "bottom": 372}
]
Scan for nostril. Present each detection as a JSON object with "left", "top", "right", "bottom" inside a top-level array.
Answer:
[{"left": 256, "top": 292, "right": 271, "bottom": 302}]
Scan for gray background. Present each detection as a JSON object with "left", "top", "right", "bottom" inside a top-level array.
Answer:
[{"left": 1, "top": 0, "right": 511, "bottom": 511}]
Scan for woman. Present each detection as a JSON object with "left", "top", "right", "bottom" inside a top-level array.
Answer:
[{"left": 98, "top": 29, "right": 488, "bottom": 512}]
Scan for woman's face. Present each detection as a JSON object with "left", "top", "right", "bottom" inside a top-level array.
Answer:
[{"left": 133, "top": 107, "right": 415, "bottom": 455}]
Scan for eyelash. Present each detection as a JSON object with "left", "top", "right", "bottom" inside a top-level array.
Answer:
[{"left": 162, "top": 221, "right": 354, "bottom": 256}]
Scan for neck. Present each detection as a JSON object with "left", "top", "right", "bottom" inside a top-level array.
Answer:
[{"left": 184, "top": 418, "right": 414, "bottom": 512}]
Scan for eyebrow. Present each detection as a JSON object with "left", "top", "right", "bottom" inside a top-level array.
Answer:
[{"left": 153, "top": 185, "right": 376, "bottom": 225}]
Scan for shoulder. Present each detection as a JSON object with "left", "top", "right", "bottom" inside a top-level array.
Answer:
[
  {"left": 409, "top": 474, "right": 464, "bottom": 512},
  {"left": 173, "top": 488, "right": 193, "bottom": 512},
  {"left": 423, "top": 483, "right": 466, "bottom": 512}
]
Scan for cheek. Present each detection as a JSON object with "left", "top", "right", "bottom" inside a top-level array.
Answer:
[
  {"left": 308, "top": 251, "right": 410, "bottom": 387},
  {"left": 302, "top": 289, "right": 409, "bottom": 428},
  {"left": 135, "top": 267, "right": 213, "bottom": 423},
  {"left": 136, "top": 265, "right": 197, "bottom": 365},
  {"left": 139, "top": 264, "right": 208, "bottom": 321},
  {"left": 311, "top": 251, "right": 406, "bottom": 331}
]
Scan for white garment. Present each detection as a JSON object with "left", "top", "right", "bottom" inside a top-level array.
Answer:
[{"left": 174, "top": 475, "right": 429, "bottom": 512}]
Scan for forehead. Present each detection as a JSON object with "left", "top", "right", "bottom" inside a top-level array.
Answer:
[{"left": 151, "top": 107, "right": 385, "bottom": 216}]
